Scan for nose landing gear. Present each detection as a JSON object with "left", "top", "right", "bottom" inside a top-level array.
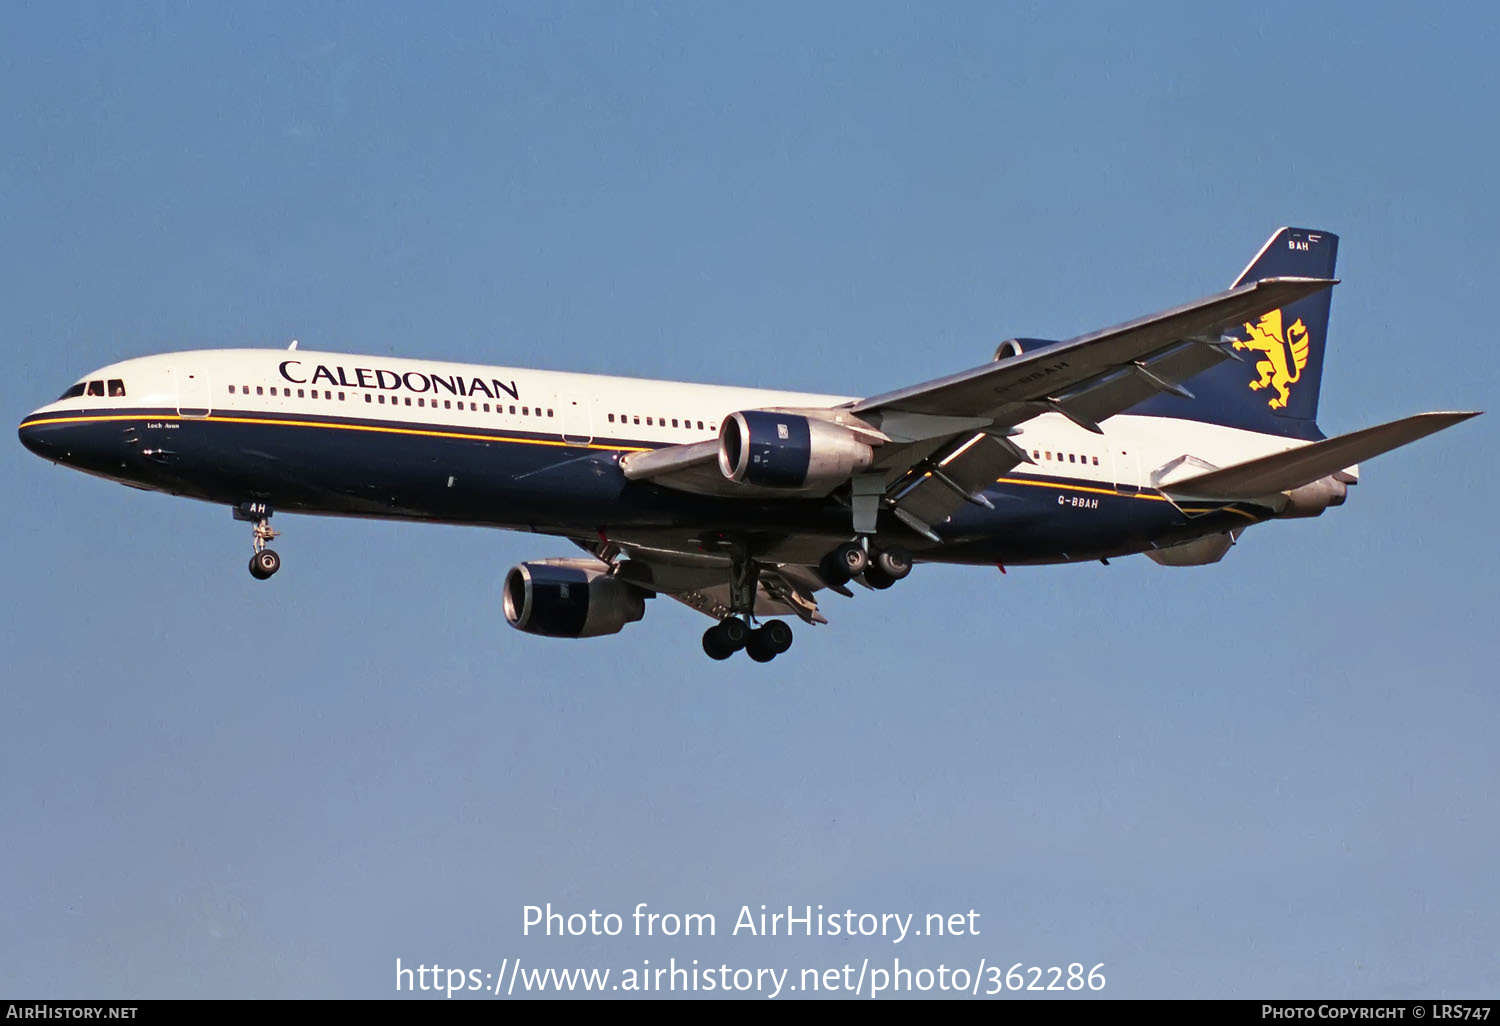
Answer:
[
  {"left": 234, "top": 502, "right": 281, "bottom": 580},
  {"left": 249, "top": 547, "right": 281, "bottom": 580}
]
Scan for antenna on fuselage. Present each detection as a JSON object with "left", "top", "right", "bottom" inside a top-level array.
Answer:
[{"left": 288, "top": 339, "right": 299, "bottom": 351}]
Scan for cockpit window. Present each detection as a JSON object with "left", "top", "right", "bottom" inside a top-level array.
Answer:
[
  {"left": 59, "top": 383, "right": 86, "bottom": 400},
  {"left": 86, "top": 380, "right": 105, "bottom": 397},
  {"left": 107, "top": 379, "right": 125, "bottom": 397}
]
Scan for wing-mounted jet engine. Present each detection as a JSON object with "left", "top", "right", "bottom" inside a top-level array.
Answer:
[
  {"left": 717, "top": 410, "right": 879, "bottom": 493},
  {"left": 503, "top": 558, "right": 649, "bottom": 639}
]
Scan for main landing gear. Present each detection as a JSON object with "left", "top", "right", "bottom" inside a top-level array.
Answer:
[
  {"left": 702, "top": 616, "right": 794, "bottom": 662},
  {"left": 234, "top": 502, "right": 281, "bottom": 580},
  {"left": 701, "top": 546, "right": 796, "bottom": 662},
  {"left": 817, "top": 540, "right": 912, "bottom": 590}
]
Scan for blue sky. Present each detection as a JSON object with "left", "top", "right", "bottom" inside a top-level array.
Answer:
[{"left": 2, "top": 1, "right": 1496, "bottom": 999}]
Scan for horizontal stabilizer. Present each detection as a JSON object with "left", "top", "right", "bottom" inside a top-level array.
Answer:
[{"left": 1165, "top": 411, "right": 1480, "bottom": 499}]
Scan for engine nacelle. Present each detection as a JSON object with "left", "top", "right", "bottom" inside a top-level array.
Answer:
[
  {"left": 993, "top": 337, "right": 1058, "bottom": 361},
  {"left": 503, "top": 560, "right": 647, "bottom": 639},
  {"left": 718, "top": 411, "right": 873, "bottom": 491},
  {"left": 1146, "top": 531, "right": 1238, "bottom": 566},
  {"left": 1277, "top": 475, "right": 1349, "bottom": 518}
]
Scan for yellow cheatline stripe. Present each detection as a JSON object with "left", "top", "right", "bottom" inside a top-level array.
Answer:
[
  {"left": 1187, "top": 505, "right": 1260, "bottom": 521},
  {"left": 18, "top": 412, "right": 651, "bottom": 453},
  {"left": 993, "top": 474, "right": 1261, "bottom": 521},
  {"left": 994, "top": 474, "right": 1167, "bottom": 501}
]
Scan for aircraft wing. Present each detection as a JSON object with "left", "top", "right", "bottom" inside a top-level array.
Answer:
[
  {"left": 625, "top": 276, "right": 1337, "bottom": 530},
  {"left": 848, "top": 276, "right": 1334, "bottom": 422},
  {"left": 570, "top": 533, "right": 835, "bottom": 624}
]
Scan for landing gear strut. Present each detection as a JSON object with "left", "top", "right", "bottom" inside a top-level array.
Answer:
[
  {"left": 701, "top": 546, "right": 795, "bottom": 662},
  {"left": 235, "top": 502, "right": 281, "bottom": 580}
]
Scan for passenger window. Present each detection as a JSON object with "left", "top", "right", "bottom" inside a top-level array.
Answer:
[
  {"left": 256, "top": 386, "right": 264, "bottom": 396},
  {"left": 325, "top": 390, "right": 332, "bottom": 400},
  {"left": 633, "top": 416, "right": 640, "bottom": 425},
  {"left": 646, "top": 417, "right": 653, "bottom": 426},
  {"left": 1032, "top": 450, "right": 1040, "bottom": 459},
  {"left": 270, "top": 387, "right": 278, "bottom": 396},
  {"left": 297, "top": 389, "right": 305, "bottom": 398},
  {"left": 608, "top": 413, "right": 615, "bottom": 423},
  {"left": 228, "top": 385, "right": 235, "bottom": 394},
  {"left": 1093, "top": 456, "right": 1099, "bottom": 466},
  {"left": 509, "top": 405, "right": 516, "bottom": 414},
  {"left": 404, "top": 397, "right": 412, "bottom": 406},
  {"left": 698, "top": 421, "right": 705, "bottom": 430},
  {"left": 365, "top": 394, "right": 372, "bottom": 402},
  {"left": 521, "top": 406, "right": 527, "bottom": 415},
  {"left": 483, "top": 403, "right": 490, "bottom": 412},
  {"left": 672, "top": 419, "right": 679, "bottom": 428},
  {"left": 1069, "top": 454, "right": 1076, "bottom": 463},
  {"left": 87, "top": 380, "right": 105, "bottom": 396},
  {"left": 338, "top": 391, "right": 345, "bottom": 401}
]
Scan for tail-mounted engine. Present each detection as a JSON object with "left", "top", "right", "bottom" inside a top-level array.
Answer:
[
  {"left": 503, "top": 559, "right": 648, "bottom": 639},
  {"left": 993, "top": 337, "right": 1057, "bottom": 361},
  {"left": 1276, "top": 475, "right": 1350, "bottom": 518}
]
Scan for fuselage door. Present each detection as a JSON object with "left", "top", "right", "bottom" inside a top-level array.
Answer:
[
  {"left": 172, "top": 367, "right": 213, "bottom": 418},
  {"left": 559, "top": 394, "right": 592, "bottom": 445},
  {"left": 1112, "top": 447, "right": 1141, "bottom": 495}
]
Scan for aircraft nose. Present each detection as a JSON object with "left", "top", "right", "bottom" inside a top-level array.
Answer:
[
  {"left": 17, "top": 413, "right": 59, "bottom": 460},
  {"left": 18, "top": 414, "right": 52, "bottom": 459}
]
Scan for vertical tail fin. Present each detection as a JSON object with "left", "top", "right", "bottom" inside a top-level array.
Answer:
[{"left": 1130, "top": 227, "right": 1338, "bottom": 440}]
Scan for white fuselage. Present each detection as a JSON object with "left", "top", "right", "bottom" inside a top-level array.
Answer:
[{"left": 27, "top": 347, "right": 1314, "bottom": 493}]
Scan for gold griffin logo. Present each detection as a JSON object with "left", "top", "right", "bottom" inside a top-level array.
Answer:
[{"left": 1233, "top": 308, "right": 1309, "bottom": 410}]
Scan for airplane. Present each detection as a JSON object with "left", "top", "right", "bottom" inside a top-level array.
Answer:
[{"left": 17, "top": 227, "right": 1479, "bottom": 662}]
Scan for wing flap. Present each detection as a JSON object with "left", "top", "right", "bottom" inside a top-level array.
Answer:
[
  {"left": 1041, "top": 339, "right": 1227, "bottom": 431},
  {"left": 888, "top": 432, "right": 1023, "bottom": 525},
  {"left": 1165, "top": 411, "right": 1480, "bottom": 499}
]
